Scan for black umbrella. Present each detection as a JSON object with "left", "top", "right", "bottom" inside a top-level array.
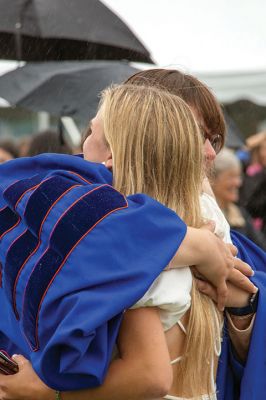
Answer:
[
  {"left": 0, "top": 0, "right": 153, "bottom": 63},
  {"left": 0, "top": 61, "right": 139, "bottom": 122}
]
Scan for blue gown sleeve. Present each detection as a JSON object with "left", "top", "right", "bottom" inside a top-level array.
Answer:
[{"left": 0, "top": 154, "right": 187, "bottom": 390}]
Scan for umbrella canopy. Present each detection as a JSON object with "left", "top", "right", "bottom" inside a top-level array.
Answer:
[
  {"left": 0, "top": 0, "right": 152, "bottom": 63},
  {"left": 0, "top": 61, "right": 139, "bottom": 122}
]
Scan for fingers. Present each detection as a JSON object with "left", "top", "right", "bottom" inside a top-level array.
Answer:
[
  {"left": 226, "top": 243, "right": 238, "bottom": 257},
  {"left": 234, "top": 258, "right": 254, "bottom": 277},
  {"left": 11, "top": 354, "right": 28, "bottom": 368},
  {"left": 228, "top": 269, "right": 257, "bottom": 294},
  {"left": 195, "top": 279, "right": 217, "bottom": 302},
  {"left": 216, "top": 281, "right": 228, "bottom": 312}
]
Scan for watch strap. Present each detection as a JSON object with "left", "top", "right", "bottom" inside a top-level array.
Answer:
[{"left": 226, "top": 290, "right": 259, "bottom": 316}]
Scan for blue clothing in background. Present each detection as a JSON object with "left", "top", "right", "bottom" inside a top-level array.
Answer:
[{"left": 217, "top": 231, "right": 266, "bottom": 399}]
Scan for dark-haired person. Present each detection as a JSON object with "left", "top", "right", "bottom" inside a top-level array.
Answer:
[{"left": 26, "top": 130, "right": 73, "bottom": 156}]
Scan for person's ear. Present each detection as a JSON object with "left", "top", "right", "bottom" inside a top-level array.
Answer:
[{"left": 105, "top": 152, "right": 113, "bottom": 170}]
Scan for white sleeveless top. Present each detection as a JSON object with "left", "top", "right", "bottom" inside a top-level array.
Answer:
[
  {"left": 131, "top": 193, "right": 228, "bottom": 400},
  {"left": 131, "top": 193, "right": 231, "bottom": 331},
  {"left": 200, "top": 193, "right": 231, "bottom": 244}
]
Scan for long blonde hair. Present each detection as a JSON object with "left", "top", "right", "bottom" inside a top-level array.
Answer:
[{"left": 99, "top": 84, "right": 222, "bottom": 397}]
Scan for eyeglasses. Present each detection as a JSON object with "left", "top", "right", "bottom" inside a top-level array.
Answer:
[{"left": 201, "top": 131, "right": 223, "bottom": 154}]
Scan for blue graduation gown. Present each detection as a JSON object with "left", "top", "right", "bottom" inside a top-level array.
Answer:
[
  {"left": 217, "top": 231, "right": 266, "bottom": 399},
  {"left": 0, "top": 154, "right": 187, "bottom": 390}
]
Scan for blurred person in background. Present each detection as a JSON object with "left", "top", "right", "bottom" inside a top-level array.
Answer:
[
  {"left": 0, "top": 137, "right": 19, "bottom": 163},
  {"left": 246, "top": 131, "right": 266, "bottom": 176},
  {"left": 26, "top": 129, "right": 73, "bottom": 156},
  {"left": 211, "top": 148, "right": 266, "bottom": 250},
  {"left": 240, "top": 131, "right": 266, "bottom": 234},
  {"left": 244, "top": 171, "right": 266, "bottom": 238},
  {"left": 18, "top": 135, "right": 31, "bottom": 157}
]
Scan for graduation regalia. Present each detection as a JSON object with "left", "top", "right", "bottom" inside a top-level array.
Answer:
[
  {"left": 217, "top": 231, "right": 266, "bottom": 400},
  {"left": 0, "top": 154, "right": 187, "bottom": 390}
]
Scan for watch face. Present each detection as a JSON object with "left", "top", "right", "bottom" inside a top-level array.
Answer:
[{"left": 250, "top": 290, "right": 259, "bottom": 312}]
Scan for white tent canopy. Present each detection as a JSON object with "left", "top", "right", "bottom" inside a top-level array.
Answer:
[
  {"left": 103, "top": 0, "right": 266, "bottom": 105},
  {"left": 196, "top": 70, "right": 266, "bottom": 105}
]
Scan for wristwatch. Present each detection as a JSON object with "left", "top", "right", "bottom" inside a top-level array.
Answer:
[{"left": 226, "top": 290, "right": 259, "bottom": 316}]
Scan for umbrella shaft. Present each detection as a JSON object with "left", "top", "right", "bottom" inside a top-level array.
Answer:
[{"left": 15, "top": 22, "right": 22, "bottom": 61}]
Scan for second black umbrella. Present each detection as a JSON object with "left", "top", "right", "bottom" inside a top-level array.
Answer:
[{"left": 0, "top": 61, "right": 139, "bottom": 123}]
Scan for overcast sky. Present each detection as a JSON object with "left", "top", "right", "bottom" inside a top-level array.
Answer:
[
  {"left": 103, "top": 0, "right": 266, "bottom": 73},
  {"left": 0, "top": 0, "right": 266, "bottom": 76}
]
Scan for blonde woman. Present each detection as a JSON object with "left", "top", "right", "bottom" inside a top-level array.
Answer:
[
  {"left": 94, "top": 85, "right": 222, "bottom": 398},
  {"left": 0, "top": 85, "right": 256, "bottom": 400}
]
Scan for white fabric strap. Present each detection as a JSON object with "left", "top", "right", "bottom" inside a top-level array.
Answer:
[
  {"left": 170, "top": 355, "right": 183, "bottom": 365},
  {"left": 177, "top": 320, "right": 187, "bottom": 334}
]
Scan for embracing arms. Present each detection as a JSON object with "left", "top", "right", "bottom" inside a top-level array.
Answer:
[{"left": 0, "top": 308, "right": 172, "bottom": 400}]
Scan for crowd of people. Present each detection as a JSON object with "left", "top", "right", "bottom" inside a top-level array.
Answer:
[{"left": 0, "top": 69, "right": 265, "bottom": 400}]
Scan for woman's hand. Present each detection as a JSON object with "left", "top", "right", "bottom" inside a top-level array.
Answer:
[
  {"left": 195, "top": 279, "right": 257, "bottom": 309},
  {"left": 0, "top": 355, "right": 54, "bottom": 400},
  {"left": 171, "top": 221, "right": 256, "bottom": 311},
  {"left": 187, "top": 223, "right": 256, "bottom": 311},
  {"left": 196, "top": 278, "right": 258, "bottom": 335},
  {"left": 193, "top": 245, "right": 256, "bottom": 302}
]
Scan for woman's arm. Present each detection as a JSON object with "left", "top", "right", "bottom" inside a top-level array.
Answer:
[
  {"left": 226, "top": 312, "right": 255, "bottom": 363},
  {"left": 196, "top": 278, "right": 257, "bottom": 362},
  {"left": 0, "top": 308, "right": 172, "bottom": 400}
]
